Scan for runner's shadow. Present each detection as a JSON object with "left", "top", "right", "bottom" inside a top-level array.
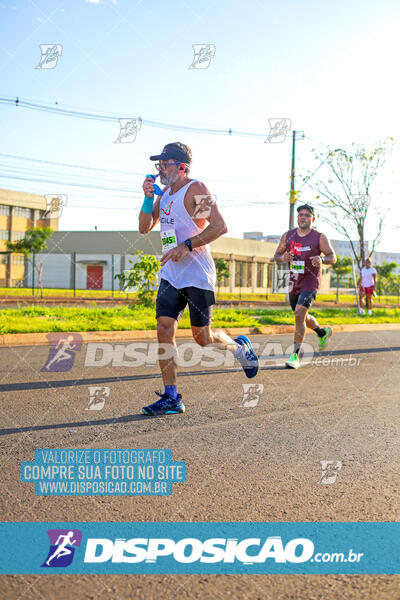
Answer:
[{"left": 0, "top": 413, "right": 150, "bottom": 437}]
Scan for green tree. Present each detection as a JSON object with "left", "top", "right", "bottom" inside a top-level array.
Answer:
[
  {"left": 375, "top": 261, "right": 398, "bottom": 301},
  {"left": 302, "top": 139, "right": 393, "bottom": 270},
  {"left": 388, "top": 273, "right": 400, "bottom": 304},
  {"left": 215, "top": 258, "right": 229, "bottom": 294},
  {"left": 4, "top": 226, "right": 54, "bottom": 297},
  {"left": 115, "top": 251, "right": 160, "bottom": 306},
  {"left": 330, "top": 256, "right": 352, "bottom": 303}
]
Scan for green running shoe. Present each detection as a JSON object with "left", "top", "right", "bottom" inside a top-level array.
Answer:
[
  {"left": 318, "top": 326, "right": 332, "bottom": 351},
  {"left": 285, "top": 352, "right": 300, "bottom": 369}
]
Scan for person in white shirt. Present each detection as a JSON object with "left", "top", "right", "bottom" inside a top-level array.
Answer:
[{"left": 357, "top": 259, "right": 377, "bottom": 315}]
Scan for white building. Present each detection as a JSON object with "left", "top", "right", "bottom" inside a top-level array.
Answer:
[
  {"left": 24, "top": 230, "right": 277, "bottom": 294},
  {"left": 330, "top": 239, "right": 369, "bottom": 260},
  {"left": 243, "top": 232, "right": 264, "bottom": 241},
  {"left": 244, "top": 232, "right": 281, "bottom": 244},
  {"left": 371, "top": 251, "right": 400, "bottom": 274}
]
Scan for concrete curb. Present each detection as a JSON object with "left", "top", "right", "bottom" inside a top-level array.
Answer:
[{"left": 1, "top": 323, "right": 400, "bottom": 347}]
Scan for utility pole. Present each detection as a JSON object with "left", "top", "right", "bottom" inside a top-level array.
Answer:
[{"left": 289, "top": 130, "right": 304, "bottom": 229}]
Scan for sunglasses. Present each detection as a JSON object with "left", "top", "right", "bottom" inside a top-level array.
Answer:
[{"left": 155, "top": 161, "right": 181, "bottom": 171}]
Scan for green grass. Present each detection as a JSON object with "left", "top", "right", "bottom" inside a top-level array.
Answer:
[
  {"left": 218, "top": 291, "right": 400, "bottom": 305},
  {"left": 0, "top": 287, "right": 129, "bottom": 299},
  {"left": 0, "top": 305, "right": 399, "bottom": 334},
  {"left": 254, "top": 307, "right": 400, "bottom": 326},
  {"left": 1, "top": 287, "right": 400, "bottom": 306}
]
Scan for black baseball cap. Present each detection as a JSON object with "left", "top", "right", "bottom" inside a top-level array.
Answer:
[
  {"left": 297, "top": 203, "right": 314, "bottom": 215},
  {"left": 150, "top": 142, "right": 192, "bottom": 165}
]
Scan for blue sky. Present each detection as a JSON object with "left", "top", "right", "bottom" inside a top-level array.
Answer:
[{"left": 1, "top": 0, "right": 399, "bottom": 251}]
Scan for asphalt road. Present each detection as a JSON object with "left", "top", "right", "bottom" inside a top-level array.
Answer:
[{"left": 0, "top": 330, "right": 399, "bottom": 599}]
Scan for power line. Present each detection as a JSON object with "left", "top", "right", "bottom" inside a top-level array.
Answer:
[
  {"left": 0, "top": 175, "right": 285, "bottom": 209},
  {"left": 0, "top": 173, "right": 140, "bottom": 194},
  {"left": 0, "top": 152, "right": 142, "bottom": 176},
  {"left": 0, "top": 152, "right": 263, "bottom": 186},
  {"left": 0, "top": 96, "right": 274, "bottom": 139}
]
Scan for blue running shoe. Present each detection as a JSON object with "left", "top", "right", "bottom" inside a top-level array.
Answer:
[
  {"left": 142, "top": 392, "right": 185, "bottom": 416},
  {"left": 234, "top": 335, "right": 259, "bottom": 378}
]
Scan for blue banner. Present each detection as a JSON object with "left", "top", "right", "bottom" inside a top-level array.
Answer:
[{"left": 0, "top": 522, "right": 398, "bottom": 574}]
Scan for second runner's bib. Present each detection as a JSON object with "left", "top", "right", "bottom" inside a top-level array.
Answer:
[{"left": 290, "top": 260, "right": 305, "bottom": 274}]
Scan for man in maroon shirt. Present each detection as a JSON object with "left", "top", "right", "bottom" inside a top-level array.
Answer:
[{"left": 274, "top": 204, "right": 337, "bottom": 368}]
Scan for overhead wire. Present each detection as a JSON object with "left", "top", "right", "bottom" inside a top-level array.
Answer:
[
  {"left": 0, "top": 96, "right": 271, "bottom": 138},
  {"left": 0, "top": 97, "right": 291, "bottom": 211}
]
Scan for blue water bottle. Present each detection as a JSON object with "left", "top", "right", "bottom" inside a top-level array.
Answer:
[{"left": 145, "top": 174, "right": 163, "bottom": 196}]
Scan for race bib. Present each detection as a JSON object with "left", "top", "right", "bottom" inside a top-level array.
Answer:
[
  {"left": 161, "top": 229, "right": 178, "bottom": 253},
  {"left": 290, "top": 260, "right": 305, "bottom": 274}
]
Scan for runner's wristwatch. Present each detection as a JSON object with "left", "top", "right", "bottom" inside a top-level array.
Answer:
[{"left": 184, "top": 239, "right": 193, "bottom": 252}]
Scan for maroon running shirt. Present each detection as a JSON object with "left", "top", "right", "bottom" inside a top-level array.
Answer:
[{"left": 285, "top": 228, "right": 322, "bottom": 294}]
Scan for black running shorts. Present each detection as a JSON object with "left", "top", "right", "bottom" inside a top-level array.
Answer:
[
  {"left": 289, "top": 290, "right": 317, "bottom": 311},
  {"left": 156, "top": 278, "right": 215, "bottom": 327}
]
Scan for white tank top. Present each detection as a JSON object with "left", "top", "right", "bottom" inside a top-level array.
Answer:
[{"left": 159, "top": 179, "right": 216, "bottom": 291}]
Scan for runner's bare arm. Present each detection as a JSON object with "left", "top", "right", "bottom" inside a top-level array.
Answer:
[
  {"left": 274, "top": 233, "right": 293, "bottom": 263},
  {"left": 184, "top": 181, "right": 227, "bottom": 247},
  {"left": 319, "top": 234, "right": 336, "bottom": 264},
  {"left": 138, "top": 179, "right": 167, "bottom": 234},
  {"left": 138, "top": 195, "right": 161, "bottom": 234}
]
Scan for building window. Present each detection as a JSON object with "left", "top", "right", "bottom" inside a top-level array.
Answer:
[
  {"left": 35, "top": 209, "right": 46, "bottom": 219},
  {"left": 12, "top": 254, "right": 25, "bottom": 265},
  {"left": 0, "top": 254, "right": 9, "bottom": 264},
  {"left": 12, "top": 231, "right": 26, "bottom": 241},
  {"left": 0, "top": 230, "right": 10, "bottom": 240},
  {"left": 235, "top": 262, "right": 241, "bottom": 286},
  {"left": 256, "top": 262, "right": 264, "bottom": 287},
  {"left": 223, "top": 271, "right": 230, "bottom": 287},
  {"left": 14, "top": 207, "right": 32, "bottom": 219},
  {"left": 0, "top": 205, "right": 10, "bottom": 216},
  {"left": 235, "top": 261, "right": 252, "bottom": 287}
]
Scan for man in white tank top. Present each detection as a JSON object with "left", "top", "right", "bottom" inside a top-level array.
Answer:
[{"left": 138, "top": 142, "right": 259, "bottom": 415}]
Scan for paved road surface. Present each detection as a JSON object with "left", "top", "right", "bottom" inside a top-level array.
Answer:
[{"left": 0, "top": 330, "right": 399, "bottom": 599}]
